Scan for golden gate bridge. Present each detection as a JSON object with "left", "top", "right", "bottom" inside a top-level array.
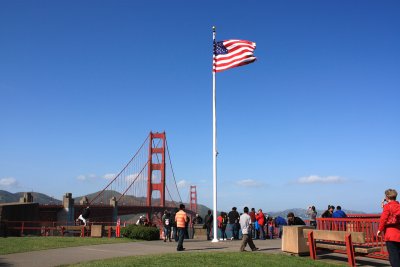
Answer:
[{"left": 39, "top": 132, "right": 198, "bottom": 225}]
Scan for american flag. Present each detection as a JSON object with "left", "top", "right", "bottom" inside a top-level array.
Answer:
[{"left": 213, "top": 39, "right": 257, "bottom": 73}]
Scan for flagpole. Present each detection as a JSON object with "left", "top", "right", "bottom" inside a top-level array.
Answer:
[{"left": 211, "top": 26, "right": 218, "bottom": 243}]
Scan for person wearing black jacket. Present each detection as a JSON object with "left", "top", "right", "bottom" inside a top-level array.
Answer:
[
  {"left": 321, "top": 205, "right": 335, "bottom": 218},
  {"left": 193, "top": 214, "right": 203, "bottom": 224},
  {"left": 228, "top": 207, "right": 240, "bottom": 240},
  {"left": 171, "top": 208, "right": 179, "bottom": 242},
  {"left": 204, "top": 210, "right": 213, "bottom": 240},
  {"left": 162, "top": 210, "right": 172, "bottom": 242},
  {"left": 287, "top": 212, "right": 306, "bottom": 226},
  {"left": 76, "top": 206, "right": 90, "bottom": 226}
]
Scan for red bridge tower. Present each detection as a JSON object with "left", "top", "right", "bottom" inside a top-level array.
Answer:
[
  {"left": 146, "top": 132, "right": 166, "bottom": 207},
  {"left": 189, "top": 185, "right": 197, "bottom": 214}
]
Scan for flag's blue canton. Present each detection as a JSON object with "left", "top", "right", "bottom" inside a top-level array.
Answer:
[{"left": 214, "top": 41, "right": 228, "bottom": 55}]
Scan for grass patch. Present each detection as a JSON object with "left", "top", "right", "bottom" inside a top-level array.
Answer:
[
  {"left": 66, "top": 252, "right": 345, "bottom": 267},
  {"left": 0, "top": 237, "right": 133, "bottom": 255}
]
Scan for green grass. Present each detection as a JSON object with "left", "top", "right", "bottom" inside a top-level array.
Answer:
[
  {"left": 0, "top": 237, "right": 134, "bottom": 255},
  {"left": 65, "top": 252, "right": 345, "bottom": 267}
]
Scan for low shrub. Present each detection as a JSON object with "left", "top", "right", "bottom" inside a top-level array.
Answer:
[{"left": 121, "top": 225, "right": 159, "bottom": 241}]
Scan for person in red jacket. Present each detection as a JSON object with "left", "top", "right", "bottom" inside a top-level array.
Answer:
[
  {"left": 255, "top": 209, "right": 266, "bottom": 240},
  {"left": 377, "top": 188, "right": 400, "bottom": 267}
]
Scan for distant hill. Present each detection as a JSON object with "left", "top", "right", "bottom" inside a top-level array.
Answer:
[
  {"left": 75, "top": 190, "right": 177, "bottom": 207},
  {"left": 0, "top": 190, "right": 61, "bottom": 205},
  {"left": 267, "top": 208, "right": 366, "bottom": 220},
  {"left": 74, "top": 190, "right": 211, "bottom": 217},
  {"left": 0, "top": 190, "right": 19, "bottom": 203}
]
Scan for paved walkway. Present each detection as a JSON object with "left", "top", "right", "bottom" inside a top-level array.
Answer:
[{"left": 0, "top": 239, "right": 391, "bottom": 267}]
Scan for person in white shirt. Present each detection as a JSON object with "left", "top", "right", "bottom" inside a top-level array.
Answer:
[{"left": 239, "top": 207, "right": 259, "bottom": 252}]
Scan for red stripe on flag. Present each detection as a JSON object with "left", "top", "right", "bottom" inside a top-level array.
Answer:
[{"left": 213, "top": 39, "right": 256, "bottom": 73}]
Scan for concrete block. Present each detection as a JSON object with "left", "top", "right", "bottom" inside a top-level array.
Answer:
[
  {"left": 91, "top": 225, "right": 102, "bottom": 238},
  {"left": 282, "top": 225, "right": 313, "bottom": 255},
  {"left": 192, "top": 224, "right": 208, "bottom": 240}
]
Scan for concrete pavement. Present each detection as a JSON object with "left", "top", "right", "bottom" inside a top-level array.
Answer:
[{"left": 0, "top": 238, "right": 391, "bottom": 267}]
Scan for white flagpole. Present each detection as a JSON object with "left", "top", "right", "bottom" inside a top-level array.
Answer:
[{"left": 211, "top": 26, "right": 218, "bottom": 243}]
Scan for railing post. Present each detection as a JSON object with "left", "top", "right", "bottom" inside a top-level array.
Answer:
[
  {"left": 308, "top": 231, "right": 317, "bottom": 260},
  {"left": 81, "top": 226, "right": 85, "bottom": 237},
  {"left": 345, "top": 233, "right": 356, "bottom": 267},
  {"left": 116, "top": 225, "right": 120, "bottom": 238},
  {"left": 108, "top": 226, "right": 112, "bottom": 238},
  {"left": 20, "top": 222, "right": 24, "bottom": 236}
]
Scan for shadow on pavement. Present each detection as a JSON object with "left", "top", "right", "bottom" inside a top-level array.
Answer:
[
  {"left": 258, "top": 247, "right": 281, "bottom": 251},
  {"left": 185, "top": 247, "right": 227, "bottom": 251},
  {"left": 0, "top": 259, "right": 12, "bottom": 267}
]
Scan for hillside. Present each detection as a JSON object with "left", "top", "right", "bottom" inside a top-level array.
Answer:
[
  {"left": 0, "top": 190, "right": 61, "bottom": 205},
  {"left": 267, "top": 208, "right": 366, "bottom": 220},
  {"left": 74, "top": 190, "right": 211, "bottom": 217},
  {"left": 0, "top": 190, "right": 19, "bottom": 203}
]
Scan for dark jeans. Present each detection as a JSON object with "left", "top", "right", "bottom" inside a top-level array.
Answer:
[
  {"left": 220, "top": 226, "right": 227, "bottom": 240},
  {"left": 268, "top": 225, "right": 274, "bottom": 239},
  {"left": 258, "top": 224, "right": 265, "bottom": 239},
  {"left": 163, "top": 227, "right": 171, "bottom": 241},
  {"left": 177, "top": 227, "right": 185, "bottom": 251},
  {"left": 172, "top": 226, "right": 178, "bottom": 241},
  {"left": 310, "top": 221, "right": 317, "bottom": 229},
  {"left": 251, "top": 224, "right": 257, "bottom": 239},
  {"left": 386, "top": 241, "right": 400, "bottom": 267},
  {"left": 278, "top": 225, "right": 284, "bottom": 238},
  {"left": 240, "top": 234, "right": 256, "bottom": 251},
  {"left": 206, "top": 225, "right": 212, "bottom": 240},
  {"left": 231, "top": 223, "right": 239, "bottom": 240},
  {"left": 184, "top": 227, "right": 189, "bottom": 239}
]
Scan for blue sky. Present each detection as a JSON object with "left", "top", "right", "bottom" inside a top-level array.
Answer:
[{"left": 1, "top": 1, "right": 399, "bottom": 213}]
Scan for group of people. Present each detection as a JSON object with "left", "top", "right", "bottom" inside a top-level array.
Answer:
[
  {"left": 200, "top": 207, "right": 291, "bottom": 241},
  {"left": 320, "top": 205, "right": 348, "bottom": 218},
  {"left": 161, "top": 205, "right": 191, "bottom": 247},
  {"left": 157, "top": 204, "right": 191, "bottom": 251},
  {"left": 238, "top": 207, "right": 304, "bottom": 251},
  {"left": 304, "top": 204, "right": 348, "bottom": 229},
  {"left": 226, "top": 206, "right": 300, "bottom": 251}
]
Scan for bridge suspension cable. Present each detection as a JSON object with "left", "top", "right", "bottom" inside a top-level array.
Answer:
[
  {"left": 88, "top": 132, "right": 184, "bottom": 211},
  {"left": 89, "top": 135, "right": 149, "bottom": 206},
  {"left": 166, "top": 139, "right": 182, "bottom": 203}
]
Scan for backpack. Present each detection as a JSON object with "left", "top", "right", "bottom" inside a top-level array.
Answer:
[
  {"left": 162, "top": 214, "right": 170, "bottom": 227},
  {"left": 222, "top": 216, "right": 227, "bottom": 226}
]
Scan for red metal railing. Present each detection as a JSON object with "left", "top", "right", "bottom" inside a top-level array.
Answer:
[
  {"left": 316, "top": 217, "right": 387, "bottom": 259},
  {"left": 346, "top": 214, "right": 381, "bottom": 219},
  {"left": 2, "top": 220, "right": 130, "bottom": 238}
]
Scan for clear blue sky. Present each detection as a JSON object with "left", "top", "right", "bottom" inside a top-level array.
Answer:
[{"left": 1, "top": 1, "right": 399, "bottom": 213}]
